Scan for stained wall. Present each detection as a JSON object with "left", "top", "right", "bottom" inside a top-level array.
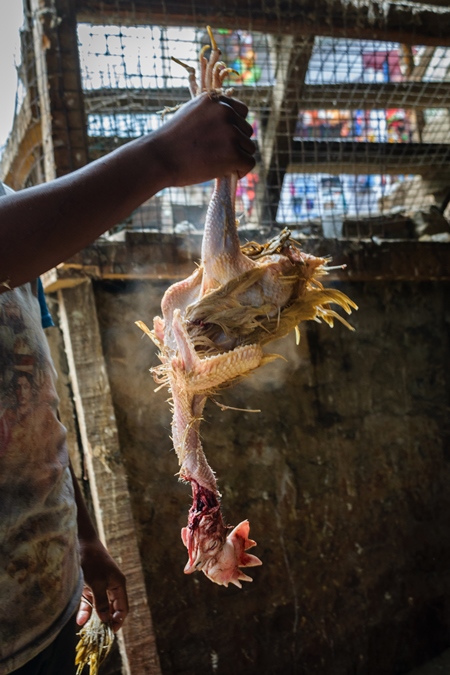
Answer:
[{"left": 87, "top": 272, "right": 450, "bottom": 675}]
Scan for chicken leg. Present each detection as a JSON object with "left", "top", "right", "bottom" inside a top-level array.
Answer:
[{"left": 138, "top": 27, "right": 357, "bottom": 587}]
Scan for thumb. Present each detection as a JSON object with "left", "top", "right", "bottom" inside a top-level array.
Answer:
[{"left": 76, "top": 589, "right": 93, "bottom": 627}]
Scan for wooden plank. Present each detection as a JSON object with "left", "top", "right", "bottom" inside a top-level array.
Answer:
[
  {"left": 43, "top": 267, "right": 196, "bottom": 291},
  {"left": 30, "top": 0, "right": 89, "bottom": 179},
  {"left": 30, "top": 0, "right": 56, "bottom": 181},
  {"left": 41, "top": 230, "right": 203, "bottom": 293},
  {"left": 0, "top": 119, "right": 42, "bottom": 190},
  {"left": 403, "top": 0, "right": 450, "bottom": 7},
  {"left": 299, "top": 81, "right": 450, "bottom": 111},
  {"left": 1, "top": 2, "right": 45, "bottom": 187},
  {"left": 410, "top": 46, "right": 436, "bottom": 82},
  {"left": 44, "top": 311, "right": 84, "bottom": 480},
  {"left": 256, "top": 35, "right": 314, "bottom": 226},
  {"left": 403, "top": 46, "right": 436, "bottom": 142},
  {"left": 304, "top": 238, "right": 450, "bottom": 282},
  {"left": 83, "top": 80, "right": 450, "bottom": 117},
  {"left": 42, "top": 234, "right": 450, "bottom": 284},
  {"left": 7, "top": 6, "right": 43, "bottom": 186},
  {"left": 84, "top": 87, "right": 193, "bottom": 114},
  {"left": 289, "top": 140, "right": 450, "bottom": 177},
  {"left": 75, "top": 0, "right": 450, "bottom": 47},
  {"left": 58, "top": 281, "right": 162, "bottom": 675},
  {"left": 400, "top": 45, "right": 426, "bottom": 142}
]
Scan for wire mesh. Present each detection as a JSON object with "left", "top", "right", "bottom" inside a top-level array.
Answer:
[
  {"left": 77, "top": 24, "right": 274, "bottom": 235},
  {"left": 4, "top": 2, "right": 450, "bottom": 241},
  {"left": 74, "top": 17, "right": 450, "bottom": 240}
]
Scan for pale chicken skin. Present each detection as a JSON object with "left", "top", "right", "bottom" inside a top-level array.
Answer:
[{"left": 138, "top": 28, "right": 357, "bottom": 588}]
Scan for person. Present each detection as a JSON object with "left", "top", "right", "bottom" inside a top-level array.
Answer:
[{"left": 0, "top": 92, "right": 256, "bottom": 675}]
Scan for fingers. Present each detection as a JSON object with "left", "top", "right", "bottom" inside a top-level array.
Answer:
[
  {"left": 76, "top": 588, "right": 93, "bottom": 627},
  {"left": 219, "top": 94, "right": 248, "bottom": 121},
  {"left": 158, "top": 91, "right": 257, "bottom": 185},
  {"left": 236, "top": 151, "right": 256, "bottom": 180},
  {"left": 90, "top": 582, "right": 111, "bottom": 626},
  {"left": 79, "top": 574, "right": 128, "bottom": 633},
  {"left": 218, "top": 96, "right": 256, "bottom": 177},
  {"left": 107, "top": 581, "right": 129, "bottom": 633},
  {"left": 219, "top": 95, "right": 254, "bottom": 138},
  {"left": 234, "top": 127, "right": 256, "bottom": 156},
  {"left": 214, "top": 97, "right": 256, "bottom": 177},
  {"left": 231, "top": 123, "right": 256, "bottom": 177}
]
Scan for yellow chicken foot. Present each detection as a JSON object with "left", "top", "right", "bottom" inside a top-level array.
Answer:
[{"left": 140, "top": 26, "right": 358, "bottom": 589}]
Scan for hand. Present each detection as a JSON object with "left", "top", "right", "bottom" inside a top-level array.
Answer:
[
  {"left": 76, "top": 536, "right": 128, "bottom": 633},
  {"left": 152, "top": 92, "right": 256, "bottom": 187}
]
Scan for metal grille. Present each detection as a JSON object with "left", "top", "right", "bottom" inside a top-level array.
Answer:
[
  {"left": 75, "top": 15, "right": 450, "bottom": 240},
  {"left": 77, "top": 25, "right": 275, "bottom": 235},
  {"left": 3, "top": 1, "right": 450, "bottom": 241}
]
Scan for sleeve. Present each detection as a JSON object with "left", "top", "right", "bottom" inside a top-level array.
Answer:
[
  {"left": 37, "top": 278, "right": 55, "bottom": 329},
  {"left": 0, "top": 183, "right": 54, "bottom": 329}
]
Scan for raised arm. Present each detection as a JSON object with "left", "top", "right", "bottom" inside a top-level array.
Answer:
[{"left": 0, "top": 94, "right": 255, "bottom": 291}]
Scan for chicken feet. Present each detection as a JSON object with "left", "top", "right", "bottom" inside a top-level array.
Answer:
[{"left": 138, "top": 27, "right": 357, "bottom": 588}]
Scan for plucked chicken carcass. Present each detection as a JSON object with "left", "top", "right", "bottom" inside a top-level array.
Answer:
[{"left": 137, "top": 27, "right": 357, "bottom": 588}]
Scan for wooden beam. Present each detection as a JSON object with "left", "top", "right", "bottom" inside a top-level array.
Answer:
[
  {"left": 57, "top": 281, "right": 162, "bottom": 675},
  {"left": 30, "top": 0, "right": 89, "bottom": 179},
  {"left": 0, "top": 117, "right": 42, "bottom": 190},
  {"left": 289, "top": 140, "right": 450, "bottom": 177},
  {"left": 403, "top": 0, "right": 450, "bottom": 7},
  {"left": 256, "top": 35, "right": 314, "bottom": 226},
  {"left": 299, "top": 81, "right": 450, "bottom": 111},
  {"left": 43, "top": 265, "right": 200, "bottom": 291},
  {"left": 42, "top": 233, "right": 450, "bottom": 284},
  {"left": 41, "top": 231, "right": 202, "bottom": 292},
  {"left": 85, "top": 87, "right": 192, "bottom": 114},
  {"left": 0, "top": 9, "right": 45, "bottom": 188},
  {"left": 408, "top": 47, "right": 438, "bottom": 144},
  {"left": 306, "top": 238, "right": 450, "bottom": 282},
  {"left": 400, "top": 44, "right": 425, "bottom": 142},
  {"left": 410, "top": 46, "right": 436, "bottom": 83},
  {"left": 83, "top": 80, "right": 450, "bottom": 116},
  {"left": 44, "top": 315, "right": 84, "bottom": 480},
  {"left": 75, "top": 0, "right": 450, "bottom": 47}
]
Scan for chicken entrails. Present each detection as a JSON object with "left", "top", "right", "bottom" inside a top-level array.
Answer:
[{"left": 138, "top": 27, "right": 357, "bottom": 588}]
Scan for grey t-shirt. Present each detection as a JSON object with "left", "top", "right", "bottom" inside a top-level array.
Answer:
[{"left": 0, "top": 182, "right": 82, "bottom": 673}]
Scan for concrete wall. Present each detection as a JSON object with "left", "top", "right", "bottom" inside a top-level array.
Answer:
[{"left": 86, "top": 273, "right": 450, "bottom": 675}]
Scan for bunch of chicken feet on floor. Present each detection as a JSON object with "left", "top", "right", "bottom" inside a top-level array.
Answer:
[{"left": 137, "top": 27, "right": 357, "bottom": 588}]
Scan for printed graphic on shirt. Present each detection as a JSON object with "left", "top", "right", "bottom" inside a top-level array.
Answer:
[
  {"left": 0, "top": 286, "right": 81, "bottom": 671},
  {"left": 0, "top": 295, "right": 49, "bottom": 455}
]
